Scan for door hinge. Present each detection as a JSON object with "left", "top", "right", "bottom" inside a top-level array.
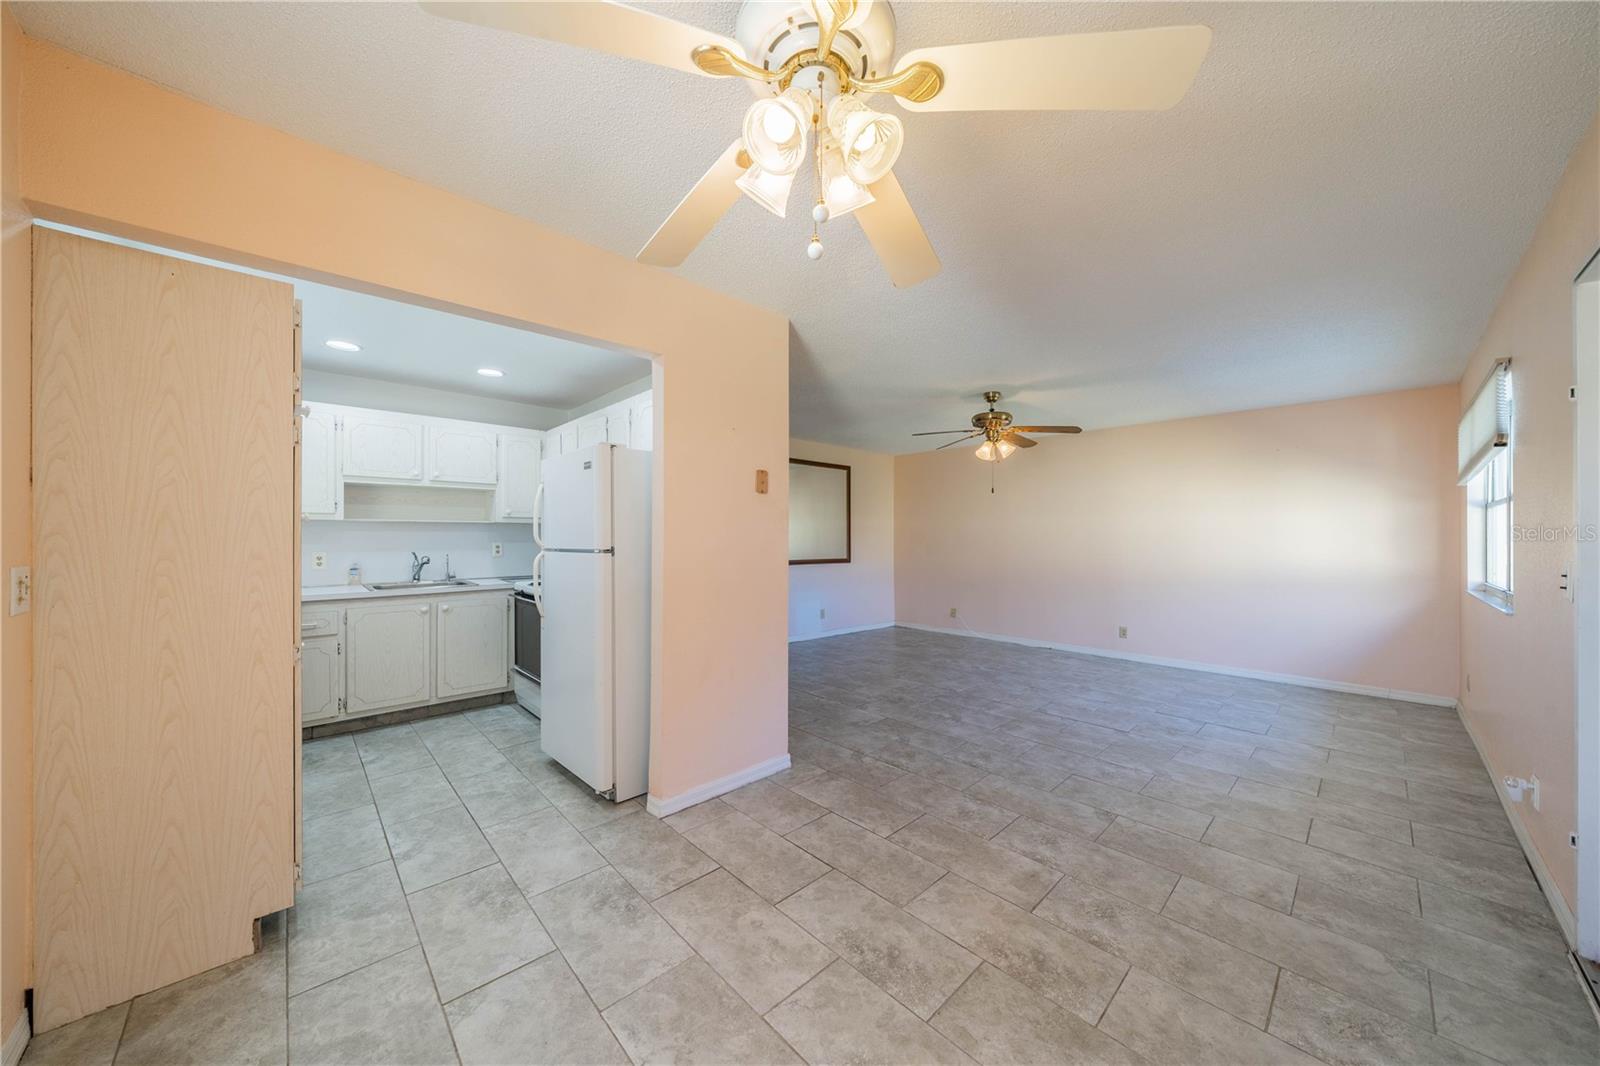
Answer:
[{"left": 293, "top": 645, "right": 302, "bottom": 663}]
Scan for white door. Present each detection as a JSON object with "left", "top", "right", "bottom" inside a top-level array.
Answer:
[
  {"left": 605, "top": 408, "right": 630, "bottom": 446},
  {"left": 576, "top": 415, "right": 608, "bottom": 449},
  {"left": 301, "top": 638, "right": 343, "bottom": 724},
  {"left": 345, "top": 601, "right": 433, "bottom": 714},
  {"left": 496, "top": 432, "right": 542, "bottom": 519},
  {"left": 343, "top": 410, "right": 425, "bottom": 481},
  {"left": 428, "top": 420, "right": 498, "bottom": 485},
  {"left": 542, "top": 445, "right": 611, "bottom": 551},
  {"left": 301, "top": 403, "right": 342, "bottom": 517},
  {"left": 540, "top": 551, "right": 613, "bottom": 793},
  {"left": 435, "top": 595, "right": 510, "bottom": 699},
  {"left": 628, "top": 392, "right": 653, "bottom": 452}
]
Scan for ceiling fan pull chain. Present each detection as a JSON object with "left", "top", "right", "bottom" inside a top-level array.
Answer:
[{"left": 807, "top": 76, "right": 826, "bottom": 260}]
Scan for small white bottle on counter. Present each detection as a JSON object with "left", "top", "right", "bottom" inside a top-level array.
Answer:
[{"left": 347, "top": 563, "right": 361, "bottom": 586}]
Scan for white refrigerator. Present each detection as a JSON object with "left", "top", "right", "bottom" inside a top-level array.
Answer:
[{"left": 533, "top": 443, "right": 651, "bottom": 801}]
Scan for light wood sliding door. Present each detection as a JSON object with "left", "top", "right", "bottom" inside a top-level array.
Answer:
[{"left": 31, "top": 230, "right": 297, "bottom": 1030}]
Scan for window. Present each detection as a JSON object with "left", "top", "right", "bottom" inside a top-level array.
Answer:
[
  {"left": 1469, "top": 448, "right": 1513, "bottom": 609},
  {"left": 1459, "top": 361, "right": 1513, "bottom": 612}
]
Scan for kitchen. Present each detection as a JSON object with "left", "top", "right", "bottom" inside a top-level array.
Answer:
[{"left": 295, "top": 271, "right": 656, "bottom": 807}]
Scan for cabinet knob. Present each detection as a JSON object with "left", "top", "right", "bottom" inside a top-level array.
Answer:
[
  {"left": 440, "top": 605, "right": 451, "bottom": 613},
  {"left": 418, "top": 606, "right": 428, "bottom": 614}
]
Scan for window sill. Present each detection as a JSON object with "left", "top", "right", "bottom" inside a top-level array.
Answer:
[{"left": 1468, "top": 583, "right": 1515, "bottom": 615}]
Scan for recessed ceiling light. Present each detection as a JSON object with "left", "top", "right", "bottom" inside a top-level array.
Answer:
[
  {"left": 324, "top": 339, "right": 362, "bottom": 352},
  {"left": 477, "top": 368, "right": 505, "bottom": 378}
]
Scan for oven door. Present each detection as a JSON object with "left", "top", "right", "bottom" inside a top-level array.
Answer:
[{"left": 513, "top": 591, "right": 541, "bottom": 683}]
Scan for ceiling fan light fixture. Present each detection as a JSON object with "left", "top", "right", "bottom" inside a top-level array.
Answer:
[
  {"left": 819, "top": 147, "right": 875, "bottom": 219},
  {"left": 742, "top": 88, "right": 812, "bottom": 176},
  {"left": 827, "top": 96, "right": 904, "bottom": 185},
  {"left": 975, "top": 438, "right": 1017, "bottom": 462},
  {"left": 735, "top": 163, "right": 797, "bottom": 218}
]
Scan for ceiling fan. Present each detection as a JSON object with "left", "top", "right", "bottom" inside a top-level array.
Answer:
[
  {"left": 421, "top": 1, "right": 1212, "bottom": 287},
  {"left": 914, "top": 391, "right": 1081, "bottom": 462}
]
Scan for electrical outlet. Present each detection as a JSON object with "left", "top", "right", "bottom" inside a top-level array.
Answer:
[
  {"left": 1117, "top": 626, "right": 1128, "bottom": 639},
  {"left": 492, "top": 543, "right": 503, "bottom": 558},
  {"left": 949, "top": 607, "right": 958, "bottom": 619},
  {"left": 819, "top": 607, "right": 826, "bottom": 620},
  {"left": 311, "top": 552, "right": 327, "bottom": 570},
  {"left": 8, "top": 567, "right": 30, "bottom": 616}
]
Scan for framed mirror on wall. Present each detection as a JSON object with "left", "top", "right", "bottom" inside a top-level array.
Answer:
[{"left": 789, "top": 459, "right": 851, "bottom": 564}]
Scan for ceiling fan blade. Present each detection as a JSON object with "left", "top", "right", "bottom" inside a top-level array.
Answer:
[
  {"left": 637, "top": 141, "right": 746, "bottom": 267},
  {"left": 419, "top": 1, "right": 742, "bottom": 78},
  {"left": 911, "top": 429, "right": 974, "bottom": 436},
  {"left": 934, "top": 432, "right": 981, "bottom": 450},
  {"left": 1011, "top": 425, "right": 1083, "bottom": 434},
  {"left": 1005, "top": 432, "right": 1037, "bottom": 448},
  {"left": 890, "top": 25, "right": 1212, "bottom": 113},
  {"left": 855, "top": 172, "right": 941, "bottom": 288}
]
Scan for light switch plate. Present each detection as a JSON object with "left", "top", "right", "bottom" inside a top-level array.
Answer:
[
  {"left": 492, "top": 543, "right": 503, "bottom": 558},
  {"left": 9, "top": 566, "right": 30, "bottom": 615}
]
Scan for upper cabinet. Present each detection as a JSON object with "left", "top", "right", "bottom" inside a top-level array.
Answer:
[
  {"left": 547, "top": 386, "right": 653, "bottom": 456},
  {"left": 576, "top": 414, "right": 608, "bottom": 449},
  {"left": 343, "top": 410, "right": 425, "bottom": 482},
  {"left": 555, "top": 424, "right": 579, "bottom": 456},
  {"left": 301, "top": 403, "right": 343, "bottom": 519},
  {"left": 427, "top": 420, "right": 498, "bottom": 486},
  {"left": 628, "top": 391, "right": 654, "bottom": 452},
  {"left": 495, "top": 431, "right": 542, "bottom": 520}
]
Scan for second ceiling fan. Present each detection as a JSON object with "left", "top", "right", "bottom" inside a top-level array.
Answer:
[{"left": 423, "top": 1, "right": 1211, "bottom": 287}]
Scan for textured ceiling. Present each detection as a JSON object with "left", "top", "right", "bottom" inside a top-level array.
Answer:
[{"left": 15, "top": 2, "right": 1598, "bottom": 451}]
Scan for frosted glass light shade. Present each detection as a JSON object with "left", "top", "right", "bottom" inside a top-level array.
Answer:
[
  {"left": 975, "top": 438, "right": 1017, "bottom": 462},
  {"left": 827, "top": 96, "right": 904, "bottom": 185},
  {"left": 743, "top": 89, "right": 812, "bottom": 176},
  {"left": 735, "top": 164, "right": 796, "bottom": 218},
  {"left": 819, "top": 148, "right": 874, "bottom": 219}
]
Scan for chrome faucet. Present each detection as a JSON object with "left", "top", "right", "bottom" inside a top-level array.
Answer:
[
  {"left": 410, "top": 552, "right": 430, "bottom": 582},
  {"left": 444, "top": 554, "right": 456, "bottom": 580}
]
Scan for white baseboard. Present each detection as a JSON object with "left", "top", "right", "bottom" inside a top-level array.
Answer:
[
  {"left": 789, "top": 621, "right": 894, "bottom": 644},
  {"left": 1456, "top": 701, "right": 1579, "bottom": 949},
  {"left": 2, "top": 1009, "right": 28, "bottom": 1066},
  {"left": 894, "top": 623, "right": 1459, "bottom": 708},
  {"left": 645, "top": 753, "right": 792, "bottom": 818}
]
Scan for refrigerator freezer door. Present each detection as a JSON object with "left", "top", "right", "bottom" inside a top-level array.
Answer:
[
  {"left": 539, "top": 550, "right": 614, "bottom": 793},
  {"left": 541, "top": 444, "right": 612, "bottom": 551}
]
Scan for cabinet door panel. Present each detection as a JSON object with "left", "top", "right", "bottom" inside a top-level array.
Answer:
[
  {"left": 428, "top": 422, "right": 498, "bottom": 485},
  {"left": 628, "top": 393, "right": 653, "bottom": 452},
  {"left": 301, "top": 404, "right": 341, "bottom": 517},
  {"left": 301, "top": 638, "right": 343, "bottom": 724},
  {"left": 435, "top": 596, "right": 510, "bottom": 699},
  {"left": 345, "top": 602, "right": 433, "bottom": 714},
  {"left": 496, "top": 433, "right": 541, "bottom": 519},
  {"left": 605, "top": 410, "right": 630, "bottom": 445},
  {"left": 343, "top": 412, "right": 424, "bottom": 481},
  {"left": 576, "top": 416, "right": 607, "bottom": 449}
]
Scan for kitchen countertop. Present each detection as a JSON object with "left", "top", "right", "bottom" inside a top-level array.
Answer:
[{"left": 302, "top": 577, "right": 518, "bottom": 603}]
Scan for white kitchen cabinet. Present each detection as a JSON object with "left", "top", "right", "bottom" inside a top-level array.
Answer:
[
  {"left": 427, "top": 420, "right": 498, "bottom": 486},
  {"left": 605, "top": 408, "right": 631, "bottom": 445},
  {"left": 345, "top": 601, "right": 433, "bottom": 714},
  {"left": 301, "top": 403, "right": 343, "bottom": 518},
  {"left": 434, "top": 595, "right": 510, "bottom": 700},
  {"left": 343, "top": 410, "right": 425, "bottom": 482},
  {"left": 495, "top": 431, "right": 542, "bottom": 520},
  {"left": 576, "top": 414, "right": 608, "bottom": 449},
  {"left": 300, "top": 605, "right": 344, "bottom": 724},
  {"left": 556, "top": 424, "right": 579, "bottom": 455},
  {"left": 628, "top": 391, "right": 653, "bottom": 452}
]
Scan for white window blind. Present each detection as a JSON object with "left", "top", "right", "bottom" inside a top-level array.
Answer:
[{"left": 1458, "top": 359, "right": 1512, "bottom": 485}]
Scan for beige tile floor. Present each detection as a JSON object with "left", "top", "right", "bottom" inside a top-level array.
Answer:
[{"left": 22, "top": 628, "right": 1600, "bottom": 1065}]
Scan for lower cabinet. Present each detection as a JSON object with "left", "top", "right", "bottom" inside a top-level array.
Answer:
[
  {"left": 345, "top": 600, "right": 434, "bottom": 715},
  {"left": 435, "top": 595, "right": 512, "bottom": 700},
  {"left": 302, "top": 591, "right": 511, "bottom": 727}
]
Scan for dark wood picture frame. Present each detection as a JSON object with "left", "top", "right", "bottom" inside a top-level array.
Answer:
[{"left": 789, "top": 458, "right": 851, "bottom": 565}]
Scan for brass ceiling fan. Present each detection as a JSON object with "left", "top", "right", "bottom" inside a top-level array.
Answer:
[
  {"left": 914, "top": 391, "right": 1081, "bottom": 462},
  {"left": 421, "top": 1, "right": 1212, "bottom": 287}
]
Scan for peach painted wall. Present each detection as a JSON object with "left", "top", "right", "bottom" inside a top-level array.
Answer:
[
  {"left": 1456, "top": 115, "right": 1598, "bottom": 914},
  {"left": 0, "top": 4, "right": 30, "bottom": 1044},
  {"left": 15, "top": 40, "right": 789, "bottom": 805},
  {"left": 788, "top": 440, "right": 894, "bottom": 641},
  {"left": 896, "top": 385, "right": 1462, "bottom": 701}
]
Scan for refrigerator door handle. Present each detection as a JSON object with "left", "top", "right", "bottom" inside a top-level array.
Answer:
[
  {"left": 531, "top": 482, "right": 545, "bottom": 549},
  {"left": 532, "top": 551, "right": 545, "bottom": 616}
]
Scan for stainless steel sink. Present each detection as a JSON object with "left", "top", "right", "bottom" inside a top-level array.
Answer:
[{"left": 364, "top": 579, "right": 479, "bottom": 591}]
